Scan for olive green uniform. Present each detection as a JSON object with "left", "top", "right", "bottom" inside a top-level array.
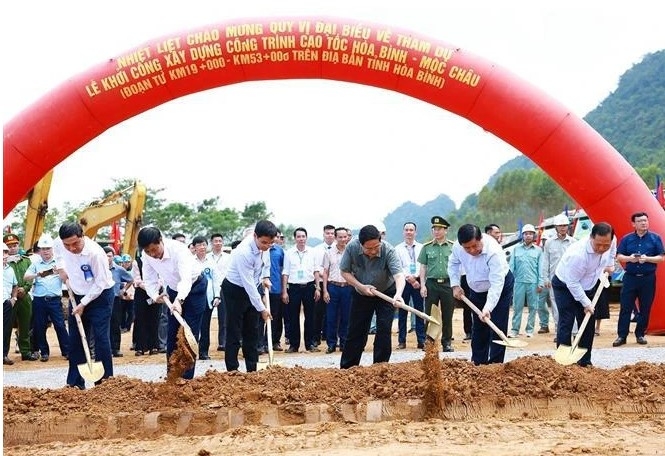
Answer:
[
  {"left": 8, "top": 256, "right": 34, "bottom": 358},
  {"left": 418, "top": 240, "right": 454, "bottom": 347}
]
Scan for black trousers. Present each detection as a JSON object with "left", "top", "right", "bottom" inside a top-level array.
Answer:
[
  {"left": 133, "top": 287, "right": 160, "bottom": 352},
  {"left": 222, "top": 279, "right": 261, "bottom": 372}
]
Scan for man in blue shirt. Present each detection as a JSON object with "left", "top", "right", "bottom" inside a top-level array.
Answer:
[
  {"left": 613, "top": 212, "right": 665, "bottom": 347},
  {"left": 23, "top": 234, "right": 69, "bottom": 362}
]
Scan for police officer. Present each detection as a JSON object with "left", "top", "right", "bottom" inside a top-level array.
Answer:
[
  {"left": 3, "top": 233, "right": 38, "bottom": 361},
  {"left": 418, "top": 216, "right": 455, "bottom": 352}
]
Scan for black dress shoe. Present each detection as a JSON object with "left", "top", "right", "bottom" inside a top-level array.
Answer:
[
  {"left": 40, "top": 354, "right": 49, "bottom": 362},
  {"left": 325, "top": 346, "right": 335, "bottom": 354},
  {"left": 112, "top": 351, "right": 124, "bottom": 358},
  {"left": 135, "top": 350, "right": 144, "bottom": 356},
  {"left": 21, "top": 353, "right": 39, "bottom": 361},
  {"left": 3, "top": 356, "right": 14, "bottom": 365},
  {"left": 149, "top": 349, "right": 158, "bottom": 355},
  {"left": 636, "top": 336, "right": 648, "bottom": 345},
  {"left": 158, "top": 347, "right": 167, "bottom": 354},
  {"left": 199, "top": 354, "right": 211, "bottom": 360},
  {"left": 285, "top": 346, "right": 298, "bottom": 353},
  {"left": 417, "top": 342, "right": 425, "bottom": 349},
  {"left": 612, "top": 337, "right": 627, "bottom": 347},
  {"left": 273, "top": 343, "right": 284, "bottom": 351},
  {"left": 306, "top": 345, "right": 321, "bottom": 352},
  {"left": 442, "top": 344, "right": 454, "bottom": 353},
  {"left": 397, "top": 343, "right": 406, "bottom": 350},
  {"left": 216, "top": 345, "right": 225, "bottom": 351}
]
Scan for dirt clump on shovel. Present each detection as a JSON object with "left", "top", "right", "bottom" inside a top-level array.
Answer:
[{"left": 166, "top": 326, "right": 196, "bottom": 383}]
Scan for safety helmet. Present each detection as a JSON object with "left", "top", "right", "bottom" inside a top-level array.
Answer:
[
  {"left": 552, "top": 214, "right": 570, "bottom": 226},
  {"left": 521, "top": 224, "right": 536, "bottom": 234}
]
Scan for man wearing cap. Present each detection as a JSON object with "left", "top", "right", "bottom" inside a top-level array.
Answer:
[
  {"left": 540, "top": 214, "right": 576, "bottom": 342},
  {"left": 55, "top": 221, "right": 115, "bottom": 388},
  {"left": 3, "top": 242, "right": 19, "bottom": 365},
  {"left": 23, "top": 234, "right": 69, "bottom": 362},
  {"left": 3, "top": 233, "right": 38, "bottom": 361},
  {"left": 418, "top": 216, "right": 455, "bottom": 352},
  {"left": 106, "top": 246, "right": 134, "bottom": 358},
  {"left": 508, "top": 224, "right": 544, "bottom": 338}
]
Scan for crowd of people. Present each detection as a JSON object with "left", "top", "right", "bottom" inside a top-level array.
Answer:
[{"left": 2, "top": 210, "right": 662, "bottom": 384}]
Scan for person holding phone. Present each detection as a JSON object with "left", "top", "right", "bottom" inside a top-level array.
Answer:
[
  {"left": 23, "top": 234, "right": 69, "bottom": 362},
  {"left": 613, "top": 212, "right": 665, "bottom": 347}
]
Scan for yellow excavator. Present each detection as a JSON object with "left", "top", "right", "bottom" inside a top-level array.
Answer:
[
  {"left": 22, "top": 173, "right": 147, "bottom": 258},
  {"left": 77, "top": 181, "right": 147, "bottom": 257},
  {"left": 22, "top": 170, "right": 54, "bottom": 253}
]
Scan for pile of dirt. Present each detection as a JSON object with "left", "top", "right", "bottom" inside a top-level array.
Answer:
[{"left": 4, "top": 355, "right": 664, "bottom": 419}]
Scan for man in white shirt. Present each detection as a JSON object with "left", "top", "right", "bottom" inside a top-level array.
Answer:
[
  {"left": 449, "top": 224, "right": 514, "bottom": 365},
  {"left": 55, "top": 222, "right": 115, "bottom": 389},
  {"left": 394, "top": 222, "right": 425, "bottom": 349},
  {"left": 282, "top": 227, "right": 322, "bottom": 353},
  {"left": 138, "top": 226, "right": 207, "bottom": 380},
  {"left": 222, "top": 220, "right": 277, "bottom": 372},
  {"left": 207, "top": 233, "right": 231, "bottom": 351},
  {"left": 552, "top": 222, "right": 615, "bottom": 367}
]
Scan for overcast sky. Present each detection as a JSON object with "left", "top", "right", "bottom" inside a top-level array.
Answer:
[{"left": 2, "top": 0, "right": 663, "bottom": 237}]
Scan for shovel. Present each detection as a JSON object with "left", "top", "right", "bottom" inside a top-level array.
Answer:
[
  {"left": 65, "top": 283, "right": 104, "bottom": 383},
  {"left": 371, "top": 289, "right": 442, "bottom": 341},
  {"left": 163, "top": 296, "right": 198, "bottom": 357},
  {"left": 459, "top": 295, "right": 528, "bottom": 348},
  {"left": 554, "top": 272, "right": 610, "bottom": 365},
  {"left": 258, "top": 287, "right": 280, "bottom": 369}
]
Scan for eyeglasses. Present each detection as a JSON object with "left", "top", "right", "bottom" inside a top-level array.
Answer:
[{"left": 278, "top": 235, "right": 285, "bottom": 239}]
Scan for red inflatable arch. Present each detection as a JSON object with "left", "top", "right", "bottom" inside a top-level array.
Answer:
[{"left": 4, "top": 17, "right": 665, "bottom": 334}]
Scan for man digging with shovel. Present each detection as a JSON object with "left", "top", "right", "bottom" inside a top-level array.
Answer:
[
  {"left": 551, "top": 222, "right": 615, "bottom": 368},
  {"left": 55, "top": 222, "right": 115, "bottom": 389},
  {"left": 448, "top": 224, "right": 515, "bottom": 366},
  {"left": 138, "top": 227, "right": 207, "bottom": 380}
]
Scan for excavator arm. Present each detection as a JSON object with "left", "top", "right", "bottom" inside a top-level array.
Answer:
[
  {"left": 78, "top": 181, "right": 146, "bottom": 258},
  {"left": 22, "top": 170, "right": 54, "bottom": 251}
]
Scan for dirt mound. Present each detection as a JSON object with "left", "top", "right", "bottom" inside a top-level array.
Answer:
[{"left": 5, "top": 355, "right": 664, "bottom": 417}]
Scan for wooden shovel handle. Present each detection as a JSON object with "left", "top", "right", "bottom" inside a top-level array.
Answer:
[
  {"left": 371, "top": 289, "right": 439, "bottom": 324},
  {"left": 569, "top": 272, "right": 609, "bottom": 351},
  {"left": 263, "top": 287, "right": 274, "bottom": 365},
  {"left": 459, "top": 295, "right": 512, "bottom": 345},
  {"left": 65, "top": 282, "right": 94, "bottom": 368}
]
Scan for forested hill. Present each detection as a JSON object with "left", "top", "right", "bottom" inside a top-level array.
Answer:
[{"left": 382, "top": 49, "right": 665, "bottom": 244}]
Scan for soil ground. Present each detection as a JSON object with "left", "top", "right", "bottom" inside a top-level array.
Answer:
[{"left": 3, "top": 302, "right": 665, "bottom": 455}]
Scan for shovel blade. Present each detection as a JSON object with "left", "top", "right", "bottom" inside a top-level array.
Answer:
[
  {"left": 554, "top": 345, "right": 588, "bottom": 365},
  {"left": 493, "top": 339, "right": 529, "bottom": 348},
  {"left": 78, "top": 361, "right": 105, "bottom": 383},
  {"left": 426, "top": 304, "right": 443, "bottom": 341}
]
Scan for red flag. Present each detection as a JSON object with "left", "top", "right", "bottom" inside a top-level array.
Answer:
[
  {"left": 111, "top": 221, "right": 121, "bottom": 254},
  {"left": 657, "top": 175, "right": 664, "bottom": 207},
  {"left": 536, "top": 211, "right": 544, "bottom": 246}
]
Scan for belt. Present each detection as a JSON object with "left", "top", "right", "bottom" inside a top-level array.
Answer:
[
  {"left": 428, "top": 277, "right": 450, "bottom": 284},
  {"left": 625, "top": 272, "right": 653, "bottom": 277},
  {"left": 38, "top": 295, "right": 62, "bottom": 300},
  {"left": 329, "top": 281, "right": 348, "bottom": 287},
  {"left": 288, "top": 281, "right": 314, "bottom": 288}
]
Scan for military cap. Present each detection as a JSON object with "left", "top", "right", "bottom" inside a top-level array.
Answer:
[
  {"left": 3, "top": 233, "right": 20, "bottom": 244},
  {"left": 431, "top": 216, "right": 450, "bottom": 228}
]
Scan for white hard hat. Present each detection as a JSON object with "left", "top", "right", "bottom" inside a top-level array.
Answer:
[
  {"left": 37, "top": 233, "right": 54, "bottom": 248},
  {"left": 1, "top": 242, "right": 8, "bottom": 251},
  {"left": 552, "top": 214, "right": 570, "bottom": 226},
  {"left": 521, "top": 223, "right": 536, "bottom": 234}
]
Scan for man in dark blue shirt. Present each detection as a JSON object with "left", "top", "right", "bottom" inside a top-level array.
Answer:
[{"left": 613, "top": 212, "right": 664, "bottom": 347}]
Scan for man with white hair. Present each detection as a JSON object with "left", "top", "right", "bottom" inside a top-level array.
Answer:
[
  {"left": 24, "top": 234, "right": 69, "bottom": 362},
  {"left": 540, "top": 214, "right": 576, "bottom": 343}
]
